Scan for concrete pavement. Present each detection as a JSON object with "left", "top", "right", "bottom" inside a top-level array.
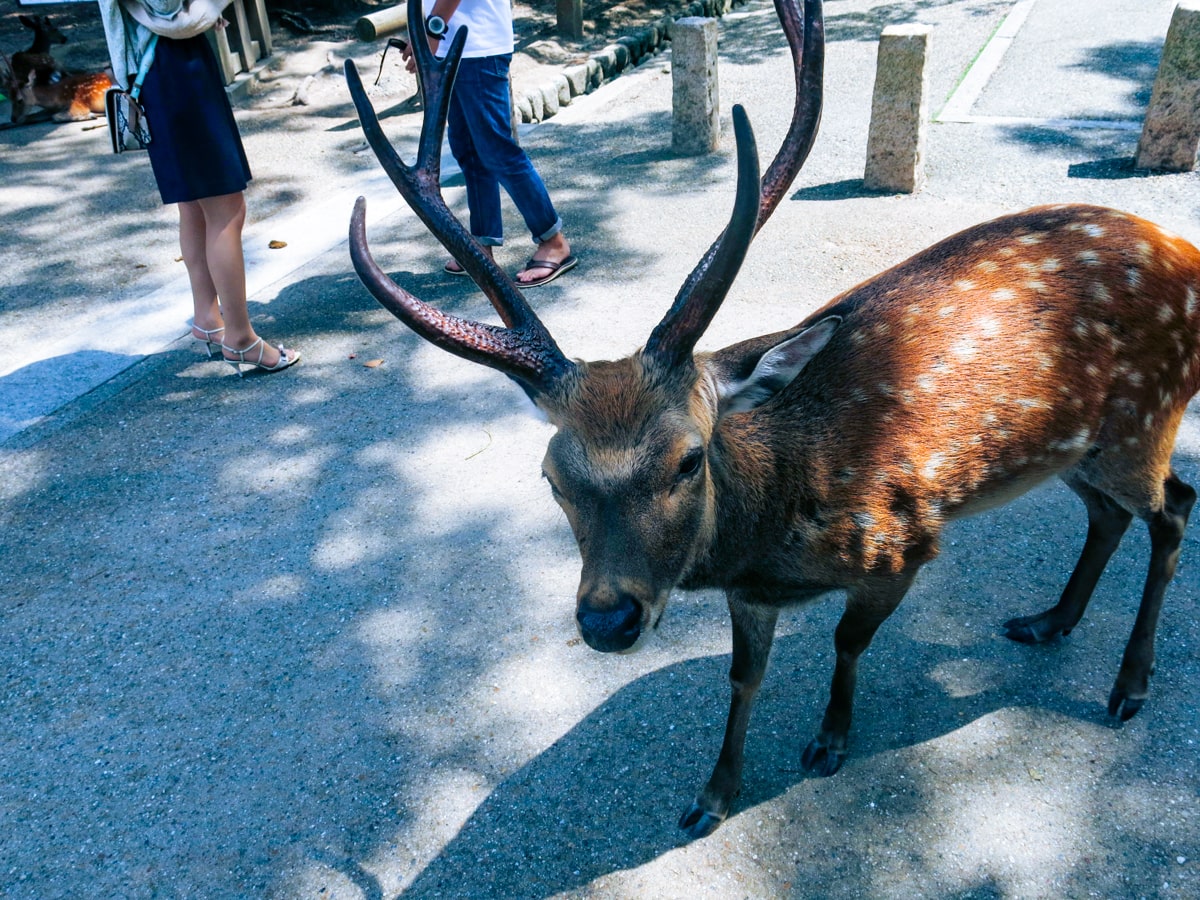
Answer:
[{"left": 2, "top": 0, "right": 1198, "bottom": 897}]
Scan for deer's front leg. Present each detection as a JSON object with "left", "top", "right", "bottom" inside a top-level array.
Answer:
[
  {"left": 801, "top": 573, "right": 914, "bottom": 777},
  {"left": 679, "top": 593, "right": 778, "bottom": 840}
]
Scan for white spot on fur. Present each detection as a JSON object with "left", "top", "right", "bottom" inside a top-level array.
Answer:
[
  {"left": 1137, "top": 240, "right": 1153, "bottom": 263},
  {"left": 955, "top": 279, "right": 976, "bottom": 292},
  {"left": 977, "top": 316, "right": 1001, "bottom": 337},
  {"left": 922, "top": 453, "right": 945, "bottom": 479},
  {"left": 952, "top": 338, "right": 978, "bottom": 361},
  {"left": 1187, "top": 286, "right": 1197, "bottom": 316},
  {"left": 1128, "top": 371, "right": 1144, "bottom": 386},
  {"left": 1085, "top": 224, "right": 1105, "bottom": 238},
  {"left": 1125, "top": 435, "right": 1140, "bottom": 446},
  {"left": 976, "top": 260, "right": 999, "bottom": 273},
  {"left": 877, "top": 382, "right": 895, "bottom": 396},
  {"left": 1041, "top": 258, "right": 1062, "bottom": 273},
  {"left": 1017, "top": 233, "right": 1043, "bottom": 246},
  {"left": 1159, "top": 304, "right": 1174, "bottom": 323},
  {"left": 1078, "top": 250, "right": 1102, "bottom": 266},
  {"left": 1016, "top": 398, "right": 1049, "bottom": 410},
  {"left": 992, "top": 288, "right": 1017, "bottom": 303},
  {"left": 1089, "top": 283, "right": 1112, "bottom": 303},
  {"left": 939, "top": 305, "right": 957, "bottom": 317},
  {"left": 1126, "top": 267, "right": 1142, "bottom": 290},
  {"left": 916, "top": 375, "right": 936, "bottom": 392},
  {"left": 851, "top": 330, "right": 867, "bottom": 345},
  {"left": 1086, "top": 364, "right": 1101, "bottom": 378}
]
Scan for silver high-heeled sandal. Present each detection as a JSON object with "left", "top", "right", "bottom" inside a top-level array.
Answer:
[
  {"left": 221, "top": 337, "right": 301, "bottom": 378},
  {"left": 192, "top": 325, "right": 225, "bottom": 358}
]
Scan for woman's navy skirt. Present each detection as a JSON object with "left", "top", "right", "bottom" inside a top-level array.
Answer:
[{"left": 140, "top": 33, "right": 251, "bottom": 204}]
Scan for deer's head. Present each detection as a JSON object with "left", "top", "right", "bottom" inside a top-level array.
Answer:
[{"left": 347, "top": 0, "right": 824, "bottom": 651}]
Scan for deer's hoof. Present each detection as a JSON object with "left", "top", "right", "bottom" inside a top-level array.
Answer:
[
  {"left": 801, "top": 737, "right": 846, "bottom": 777},
  {"left": 678, "top": 801, "right": 725, "bottom": 840},
  {"left": 1107, "top": 685, "right": 1146, "bottom": 721},
  {"left": 1001, "top": 612, "right": 1067, "bottom": 644}
]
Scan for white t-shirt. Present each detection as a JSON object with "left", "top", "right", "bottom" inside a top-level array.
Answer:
[{"left": 436, "top": 0, "right": 515, "bottom": 59}]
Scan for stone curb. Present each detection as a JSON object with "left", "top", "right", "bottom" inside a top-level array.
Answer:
[{"left": 515, "top": 0, "right": 749, "bottom": 124}]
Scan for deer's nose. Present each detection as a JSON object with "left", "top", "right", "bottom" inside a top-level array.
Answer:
[{"left": 577, "top": 593, "right": 643, "bottom": 652}]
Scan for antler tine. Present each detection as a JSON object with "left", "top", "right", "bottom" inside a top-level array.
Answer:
[
  {"left": 644, "top": 105, "right": 761, "bottom": 371},
  {"left": 759, "top": 0, "right": 824, "bottom": 229},
  {"left": 350, "top": 198, "right": 575, "bottom": 393},
  {"left": 344, "top": 0, "right": 543, "bottom": 333},
  {"left": 345, "top": 0, "right": 576, "bottom": 395},
  {"left": 644, "top": 0, "right": 823, "bottom": 369}
]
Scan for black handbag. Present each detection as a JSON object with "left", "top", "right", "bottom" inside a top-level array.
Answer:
[{"left": 106, "top": 34, "right": 157, "bottom": 154}]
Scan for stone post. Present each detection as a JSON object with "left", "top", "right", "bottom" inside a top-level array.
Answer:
[
  {"left": 557, "top": 0, "right": 584, "bottom": 40},
  {"left": 672, "top": 17, "right": 720, "bottom": 156},
  {"left": 1136, "top": 1, "right": 1200, "bottom": 172},
  {"left": 863, "top": 24, "right": 931, "bottom": 193}
]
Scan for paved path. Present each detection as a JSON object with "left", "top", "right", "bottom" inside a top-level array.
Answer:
[{"left": 2, "top": 1, "right": 1198, "bottom": 897}]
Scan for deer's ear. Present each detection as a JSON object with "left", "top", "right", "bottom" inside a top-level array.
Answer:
[{"left": 716, "top": 316, "right": 841, "bottom": 414}]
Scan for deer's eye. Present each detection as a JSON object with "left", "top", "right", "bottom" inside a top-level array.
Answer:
[
  {"left": 676, "top": 448, "right": 705, "bottom": 482},
  {"left": 542, "top": 470, "right": 565, "bottom": 500}
]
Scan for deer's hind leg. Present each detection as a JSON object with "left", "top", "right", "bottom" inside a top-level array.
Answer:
[
  {"left": 1107, "top": 471, "right": 1196, "bottom": 720},
  {"left": 1003, "top": 475, "right": 1133, "bottom": 643}
]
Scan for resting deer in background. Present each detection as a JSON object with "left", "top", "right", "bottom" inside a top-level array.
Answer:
[
  {"left": 2, "top": 52, "right": 111, "bottom": 124},
  {"left": 11, "top": 14, "right": 67, "bottom": 85},
  {"left": 346, "top": 0, "right": 1200, "bottom": 838}
]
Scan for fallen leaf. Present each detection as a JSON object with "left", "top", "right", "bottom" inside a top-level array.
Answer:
[
  {"left": 363, "top": 358, "right": 384, "bottom": 368},
  {"left": 268, "top": 240, "right": 288, "bottom": 249}
]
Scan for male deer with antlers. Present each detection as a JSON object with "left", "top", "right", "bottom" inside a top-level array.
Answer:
[{"left": 346, "top": 0, "right": 1200, "bottom": 838}]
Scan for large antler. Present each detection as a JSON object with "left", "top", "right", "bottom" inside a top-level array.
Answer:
[
  {"left": 346, "top": 0, "right": 576, "bottom": 395},
  {"left": 644, "top": 0, "right": 824, "bottom": 370}
]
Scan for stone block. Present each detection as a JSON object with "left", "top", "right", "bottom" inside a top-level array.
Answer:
[
  {"left": 540, "top": 82, "right": 561, "bottom": 118},
  {"left": 593, "top": 47, "right": 618, "bottom": 78},
  {"left": 864, "top": 24, "right": 931, "bottom": 194},
  {"left": 586, "top": 57, "right": 604, "bottom": 89},
  {"left": 527, "top": 88, "right": 544, "bottom": 122},
  {"left": 1136, "top": 1, "right": 1200, "bottom": 172},
  {"left": 672, "top": 17, "right": 720, "bottom": 156},
  {"left": 563, "top": 63, "right": 589, "bottom": 97},
  {"left": 515, "top": 93, "right": 533, "bottom": 123},
  {"left": 555, "top": 74, "right": 571, "bottom": 106}
]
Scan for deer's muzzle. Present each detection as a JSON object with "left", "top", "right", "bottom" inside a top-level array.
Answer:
[{"left": 576, "top": 592, "right": 643, "bottom": 653}]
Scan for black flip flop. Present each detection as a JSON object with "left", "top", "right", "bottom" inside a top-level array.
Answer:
[{"left": 515, "top": 255, "right": 578, "bottom": 288}]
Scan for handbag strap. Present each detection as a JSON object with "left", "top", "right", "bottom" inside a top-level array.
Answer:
[{"left": 131, "top": 33, "right": 159, "bottom": 100}]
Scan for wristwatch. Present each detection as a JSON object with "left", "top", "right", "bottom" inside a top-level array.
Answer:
[{"left": 425, "top": 15, "right": 447, "bottom": 39}]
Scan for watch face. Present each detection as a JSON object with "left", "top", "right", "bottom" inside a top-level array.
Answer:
[{"left": 426, "top": 15, "right": 447, "bottom": 36}]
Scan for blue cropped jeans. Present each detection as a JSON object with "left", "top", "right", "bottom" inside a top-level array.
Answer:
[{"left": 446, "top": 53, "right": 563, "bottom": 247}]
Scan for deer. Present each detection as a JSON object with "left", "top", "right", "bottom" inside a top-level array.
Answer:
[
  {"left": 344, "top": 0, "right": 1200, "bottom": 839},
  {"left": 2, "top": 54, "right": 111, "bottom": 124},
  {"left": 11, "top": 14, "right": 67, "bottom": 85}
]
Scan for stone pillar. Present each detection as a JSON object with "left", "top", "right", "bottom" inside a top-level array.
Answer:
[
  {"left": 672, "top": 17, "right": 720, "bottom": 156},
  {"left": 557, "top": 0, "right": 584, "bottom": 40},
  {"left": 863, "top": 24, "right": 931, "bottom": 193},
  {"left": 1136, "top": 1, "right": 1200, "bottom": 172}
]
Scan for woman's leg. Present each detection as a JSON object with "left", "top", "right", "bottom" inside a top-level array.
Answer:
[
  {"left": 182, "top": 191, "right": 296, "bottom": 369},
  {"left": 179, "top": 200, "right": 224, "bottom": 341}
]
